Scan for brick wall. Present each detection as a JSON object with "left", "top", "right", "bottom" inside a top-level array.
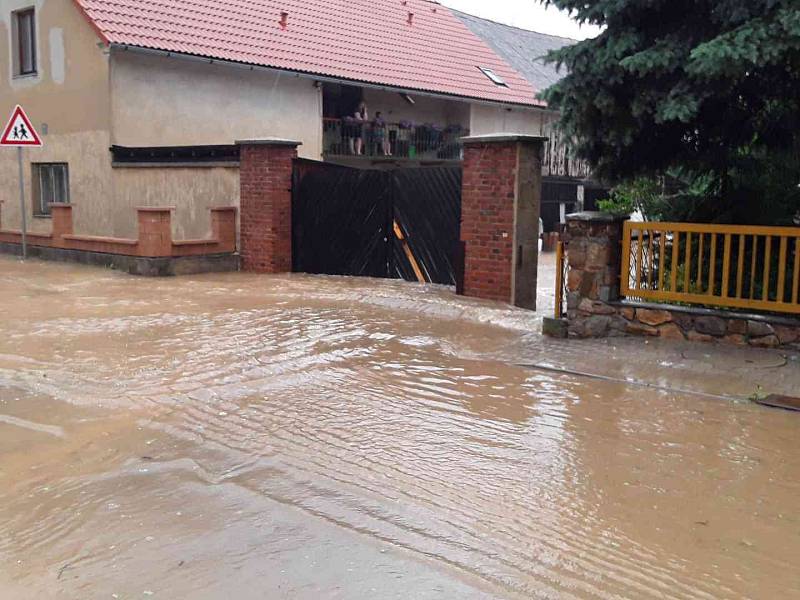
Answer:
[
  {"left": 239, "top": 142, "right": 299, "bottom": 273},
  {"left": 460, "top": 141, "right": 517, "bottom": 303}
]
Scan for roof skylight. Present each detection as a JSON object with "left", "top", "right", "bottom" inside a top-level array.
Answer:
[{"left": 478, "top": 67, "right": 508, "bottom": 87}]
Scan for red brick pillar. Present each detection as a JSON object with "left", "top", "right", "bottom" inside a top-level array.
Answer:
[
  {"left": 137, "top": 207, "right": 174, "bottom": 257},
  {"left": 460, "top": 134, "right": 547, "bottom": 309},
  {"left": 237, "top": 139, "right": 300, "bottom": 273},
  {"left": 50, "top": 204, "right": 74, "bottom": 244}
]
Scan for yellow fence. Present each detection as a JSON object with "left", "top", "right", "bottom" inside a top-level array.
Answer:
[{"left": 622, "top": 221, "right": 800, "bottom": 315}]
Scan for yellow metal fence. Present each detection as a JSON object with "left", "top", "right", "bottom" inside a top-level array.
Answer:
[{"left": 622, "top": 221, "right": 800, "bottom": 315}]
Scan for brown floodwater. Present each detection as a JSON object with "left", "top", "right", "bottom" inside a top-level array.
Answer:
[{"left": 1, "top": 255, "right": 799, "bottom": 599}]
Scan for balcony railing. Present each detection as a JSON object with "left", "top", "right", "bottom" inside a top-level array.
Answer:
[{"left": 323, "top": 118, "right": 468, "bottom": 161}]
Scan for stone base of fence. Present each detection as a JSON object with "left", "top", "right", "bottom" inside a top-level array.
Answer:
[
  {"left": 0, "top": 203, "right": 238, "bottom": 275},
  {"left": 569, "top": 299, "right": 800, "bottom": 350},
  {"left": 549, "top": 211, "right": 800, "bottom": 350}
]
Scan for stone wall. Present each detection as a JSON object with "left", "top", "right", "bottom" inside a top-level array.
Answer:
[{"left": 559, "top": 212, "right": 800, "bottom": 350}]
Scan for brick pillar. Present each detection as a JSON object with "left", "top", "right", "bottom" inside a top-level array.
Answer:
[
  {"left": 50, "top": 204, "right": 74, "bottom": 243},
  {"left": 460, "top": 134, "right": 546, "bottom": 308},
  {"left": 137, "top": 207, "right": 174, "bottom": 257},
  {"left": 237, "top": 139, "right": 300, "bottom": 273},
  {"left": 564, "top": 212, "right": 626, "bottom": 337}
]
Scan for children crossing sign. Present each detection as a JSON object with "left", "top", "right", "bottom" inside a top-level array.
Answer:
[
  {"left": 2, "top": 104, "right": 43, "bottom": 260},
  {"left": 1, "top": 105, "right": 42, "bottom": 147}
]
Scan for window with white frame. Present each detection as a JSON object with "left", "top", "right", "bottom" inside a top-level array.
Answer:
[
  {"left": 33, "top": 164, "right": 69, "bottom": 217},
  {"left": 13, "top": 8, "right": 37, "bottom": 76}
]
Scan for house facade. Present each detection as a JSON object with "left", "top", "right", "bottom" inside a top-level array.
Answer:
[{"left": 1, "top": 0, "right": 577, "bottom": 242}]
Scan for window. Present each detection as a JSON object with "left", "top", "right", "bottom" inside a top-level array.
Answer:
[
  {"left": 13, "top": 8, "right": 37, "bottom": 76},
  {"left": 32, "top": 164, "right": 69, "bottom": 217},
  {"left": 478, "top": 66, "right": 507, "bottom": 87}
]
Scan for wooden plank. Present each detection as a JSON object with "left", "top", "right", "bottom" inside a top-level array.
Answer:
[
  {"left": 633, "top": 221, "right": 800, "bottom": 237},
  {"left": 697, "top": 233, "right": 704, "bottom": 293},
  {"left": 736, "top": 234, "right": 745, "bottom": 299},
  {"left": 708, "top": 234, "right": 717, "bottom": 296},
  {"left": 658, "top": 231, "right": 666, "bottom": 291},
  {"left": 763, "top": 235, "right": 772, "bottom": 301},
  {"left": 754, "top": 395, "right": 800, "bottom": 412},
  {"left": 393, "top": 220, "right": 425, "bottom": 283},
  {"left": 630, "top": 288, "right": 800, "bottom": 314},
  {"left": 778, "top": 236, "right": 788, "bottom": 303},
  {"left": 636, "top": 227, "right": 644, "bottom": 291},
  {"left": 646, "top": 230, "right": 654, "bottom": 289},
  {"left": 554, "top": 241, "right": 564, "bottom": 318},
  {"left": 721, "top": 233, "right": 732, "bottom": 298},
  {"left": 621, "top": 222, "right": 632, "bottom": 296},
  {"left": 670, "top": 231, "right": 680, "bottom": 292},
  {"left": 794, "top": 238, "right": 800, "bottom": 305},
  {"left": 750, "top": 236, "right": 758, "bottom": 300},
  {"left": 684, "top": 232, "right": 691, "bottom": 293}
]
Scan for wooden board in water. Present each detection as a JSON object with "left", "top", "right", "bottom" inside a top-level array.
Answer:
[{"left": 755, "top": 395, "right": 800, "bottom": 412}]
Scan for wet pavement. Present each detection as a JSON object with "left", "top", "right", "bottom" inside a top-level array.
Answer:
[{"left": 1, "top": 254, "right": 799, "bottom": 599}]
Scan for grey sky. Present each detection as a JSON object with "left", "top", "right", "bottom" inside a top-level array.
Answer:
[{"left": 439, "top": 0, "right": 602, "bottom": 40}]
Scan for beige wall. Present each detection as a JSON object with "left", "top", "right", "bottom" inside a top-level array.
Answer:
[
  {"left": 111, "top": 167, "right": 240, "bottom": 239},
  {"left": 0, "top": 0, "right": 111, "bottom": 235},
  {"left": 110, "top": 50, "right": 323, "bottom": 159},
  {"left": 469, "top": 104, "right": 558, "bottom": 137},
  {"left": 106, "top": 50, "right": 326, "bottom": 238}
]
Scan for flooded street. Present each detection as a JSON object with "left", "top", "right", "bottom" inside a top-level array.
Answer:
[{"left": 1, "top": 255, "right": 799, "bottom": 599}]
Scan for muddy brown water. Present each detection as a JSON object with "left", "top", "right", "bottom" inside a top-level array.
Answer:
[{"left": 1, "top": 256, "right": 799, "bottom": 599}]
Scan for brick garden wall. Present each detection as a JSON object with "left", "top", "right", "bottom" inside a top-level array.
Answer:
[{"left": 239, "top": 141, "right": 298, "bottom": 273}]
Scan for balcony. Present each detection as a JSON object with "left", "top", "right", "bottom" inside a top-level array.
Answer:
[{"left": 323, "top": 118, "right": 468, "bottom": 162}]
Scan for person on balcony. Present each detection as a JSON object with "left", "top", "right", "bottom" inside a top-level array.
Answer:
[
  {"left": 353, "top": 101, "right": 368, "bottom": 156},
  {"left": 373, "top": 112, "right": 392, "bottom": 156}
]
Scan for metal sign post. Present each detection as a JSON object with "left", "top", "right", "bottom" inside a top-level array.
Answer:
[
  {"left": 1, "top": 105, "right": 43, "bottom": 260},
  {"left": 17, "top": 147, "right": 28, "bottom": 259}
]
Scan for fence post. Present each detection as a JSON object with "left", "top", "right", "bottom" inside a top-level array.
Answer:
[
  {"left": 236, "top": 138, "right": 301, "bottom": 273},
  {"left": 564, "top": 212, "right": 626, "bottom": 337}
]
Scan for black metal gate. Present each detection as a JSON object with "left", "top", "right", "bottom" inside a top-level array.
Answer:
[{"left": 292, "top": 160, "right": 462, "bottom": 285}]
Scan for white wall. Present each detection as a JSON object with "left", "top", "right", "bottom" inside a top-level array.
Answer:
[{"left": 469, "top": 104, "right": 558, "bottom": 136}]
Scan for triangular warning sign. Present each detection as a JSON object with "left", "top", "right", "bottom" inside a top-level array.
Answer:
[{"left": 1, "top": 105, "right": 42, "bottom": 147}]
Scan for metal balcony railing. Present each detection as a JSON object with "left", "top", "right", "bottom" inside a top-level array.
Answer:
[{"left": 323, "top": 118, "right": 467, "bottom": 161}]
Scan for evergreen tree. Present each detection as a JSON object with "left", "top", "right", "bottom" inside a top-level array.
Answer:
[{"left": 543, "top": 0, "right": 800, "bottom": 222}]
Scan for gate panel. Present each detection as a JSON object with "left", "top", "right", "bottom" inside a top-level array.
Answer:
[
  {"left": 392, "top": 167, "right": 462, "bottom": 286},
  {"left": 292, "top": 160, "right": 462, "bottom": 285},
  {"left": 292, "top": 162, "right": 392, "bottom": 278}
]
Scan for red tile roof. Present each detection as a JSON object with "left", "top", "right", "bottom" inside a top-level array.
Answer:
[{"left": 73, "top": 0, "right": 542, "bottom": 106}]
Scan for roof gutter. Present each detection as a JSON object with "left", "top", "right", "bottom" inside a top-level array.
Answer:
[{"left": 109, "top": 44, "right": 551, "bottom": 112}]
